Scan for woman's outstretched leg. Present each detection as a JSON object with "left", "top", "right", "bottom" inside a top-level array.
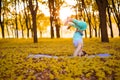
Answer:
[{"left": 73, "top": 42, "right": 83, "bottom": 57}]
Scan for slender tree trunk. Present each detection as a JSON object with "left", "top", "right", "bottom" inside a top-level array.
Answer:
[
  {"left": 112, "top": 0, "right": 120, "bottom": 36},
  {"left": 26, "top": 28, "right": 29, "bottom": 38},
  {"left": 26, "top": 17, "right": 29, "bottom": 38},
  {"left": 23, "top": 0, "right": 30, "bottom": 38},
  {"left": 82, "top": 0, "right": 92, "bottom": 38},
  {"left": 19, "top": 11, "right": 24, "bottom": 38},
  {"left": 6, "top": 21, "right": 10, "bottom": 38},
  {"left": 19, "top": 16, "right": 24, "bottom": 38},
  {"left": 50, "top": 16, "right": 54, "bottom": 38},
  {"left": 107, "top": 6, "right": 113, "bottom": 38},
  {"left": 98, "top": 27, "right": 101, "bottom": 38},
  {"left": 40, "top": 31, "right": 42, "bottom": 38},
  {"left": 28, "top": 0, "right": 38, "bottom": 43},
  {"left": 55, "top": 18, "right": 60, "bottom": 38},
  {"left": 55, "top": 23, "right": 60, "bottom": 38},
  {"left": 15, "top": 0, "right": 18, "bottom": 38},
  {"left": 84, "top": 30, "right": 87, "bottom": 38},
  {"left": 93, "top": 11, "right": 98, "bottom": 37},
  {"left": 32, "top": 12, "right": 37, "bottom": 42},
  {"left": 0, "top": 0, "right": 5, "bottom": 38},
  {"left": 18, "top": 0, "right": 24, "bottom": 38},
  {"left": 87, "top": 12, "right": 92, "bottom": 38},
  {"left": 83, "top": 10, "right": 87, "bottom": 38},
  {"left": 29, "top": 17, "right": 33, "bottom": 38},
  {"left": 1, "top": 22, "right": 4, "bottom": 38},
  {"left": 48, "top": 0, "right": 54, "bottom": 38},
  {"left": 21, "top": 25, "right": 24, "bottom": 38}
]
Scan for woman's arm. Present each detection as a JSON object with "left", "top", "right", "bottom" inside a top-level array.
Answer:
[{"left": 64, "top": 18, "right": 87, "bottom": 30}]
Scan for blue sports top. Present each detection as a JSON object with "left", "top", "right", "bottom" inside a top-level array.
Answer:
[
  {"left": 69, "top": 19, "right": 87, "bottom": 40},
  {"left": 70, "top": 19, "right": 87, "bottom": 31},
  {"left": 73, "top": 31, "right": 83, "bottom": 40}
]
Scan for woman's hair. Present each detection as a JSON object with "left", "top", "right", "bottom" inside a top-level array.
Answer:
[{"left": 81, "top": 50, "right": 87, "bottom": 56}]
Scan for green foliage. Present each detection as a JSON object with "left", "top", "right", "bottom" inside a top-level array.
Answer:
[{"left": 0, "top": 38, "right": 120, "bottom": 80}]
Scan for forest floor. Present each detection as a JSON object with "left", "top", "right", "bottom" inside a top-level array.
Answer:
[{"left": 0, "top": 38, "right": 120, "bottom": 80}]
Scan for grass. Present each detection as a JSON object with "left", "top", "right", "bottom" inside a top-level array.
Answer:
[
  {"left": 0, "top": 38, "right": 119, "bottom": 55},
  {"left": 0, "top": 38, "right": 120, "bottom": 80}
]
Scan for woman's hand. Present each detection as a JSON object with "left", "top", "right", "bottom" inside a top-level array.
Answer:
[{"left": 64, "top": 17, "right": 73, "bottom": 26}]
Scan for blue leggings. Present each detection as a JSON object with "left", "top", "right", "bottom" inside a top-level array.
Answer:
[{"left": 73, "top": 39, "right": 83, "bottom": 47}]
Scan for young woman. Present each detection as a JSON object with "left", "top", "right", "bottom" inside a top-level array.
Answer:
[{"left": 65, "top": 17, "right": 87, "bottom": 57}]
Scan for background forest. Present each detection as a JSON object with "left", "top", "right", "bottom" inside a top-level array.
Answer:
[{"left": 0, "top": 0, "right": 120, "bottom": 43}]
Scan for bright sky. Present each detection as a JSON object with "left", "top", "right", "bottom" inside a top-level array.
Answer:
[
  {"left": 40, "top": 0, "right": 76, "bottom": 21},
  {"left": 15, "top": 0, "right": 76, "bottom": 22}
]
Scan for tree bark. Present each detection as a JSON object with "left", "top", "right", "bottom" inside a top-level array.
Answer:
[
  {"left": 55, "top": 23, "right": 60, "bottom": 38},
  {"left": 15, "top": 0, "right": 18, "bottom": 38},
  {"left": 107, "top": 6, "right": 113, "bottom": 38},
  {"left": 0, "top": 0, "right": 5, "bottom": 38},
  {"left": 48, "top": 0, "right": 54, "bottom": 38},
  {"left": 28, "top": 0, "right": 38, "bottom": 43},
  {"left": 111, "top": 0, "right": 120, "bottom": 36},
  {"left": 93, "top": 11, "right": 98, "bottom": 37},
  {"left": 96, "top": 0, "right": 109, "bottom": 42},
  {"left": 82, "top": 0, "right": 91, "bottom": 38}
]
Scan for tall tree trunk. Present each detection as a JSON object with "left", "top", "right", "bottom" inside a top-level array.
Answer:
[
  {"left": 55, "top": 23, "right": 60, "bottom": 38},
  {"left": 96, "top": 0, "right": 109, "bottom": 42},
  {"left": 111, "top": 0, "right": 120, "bottom": 36},
  {"left": 19, "top": 14, "right": 24, "bottom": 38},
  {"left": 32, "top": 12, "right": 37, "bottom": 42},
  {"left": 54, "top": 11, "right": 60, "bottom": 38},
  {"left": 15, "top": 0, "right": 18, "bottom": 38},
  {"left": 48, "top": 0, "right": 54, "bottom": 38},
  {"left": 98, "top": 27, "right": 101, "bottom": 38},
  {"left": 23, "top": 0, "right": 30, "bottom": 38},
  {"left": 28, "top": 0, "right": 38, "bottom": 43},
  {"left": 0, "top": 0, "right": 5, "bottom": 38},
  {"left": 81, "top": 0, "right": 92, "bottom": 38},
  {"left": 54, "top": 0, "right": 62, "bottom": 38},
  {"left": 93, "top": 11, "right": 98, "bottom": 37},
  {"left": 50, "top": 16, "right": 54, "bottom": 38},
  {"left": 18, "top": 0, "right": 24, "bottom": 38},
  {"left": 25, "top": 16, "right": 29, "bottom": 38},
  {"left": 83, "top": 9, "right": 87, "bottom": 38},
  {"left": 5, "top": 19, "right": 10, "bottom": 38},
  {"left": 0, "top": 18, "right": 4, "bottom": 38},
  {"left": 87, "top": 12, "right": 92, "bottom": 38},
  {"left": 107, "top": 6, "right": 113, "bottom": 38}
]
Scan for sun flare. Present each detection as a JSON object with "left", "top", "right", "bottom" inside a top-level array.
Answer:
[
  {"left": 40, "top": 0, "right": 76, "bottom": 22},
  {"left": 60, "top": 7, "right": 74, "bottom": 22}
]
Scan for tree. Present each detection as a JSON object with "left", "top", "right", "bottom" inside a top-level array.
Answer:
[
  {"left": 0, "top": 0, "right": 5, "bottom": 38},
  {"left": 71, "top": 0, "right": 88, "bottom": 38},
  {"left": 96, "top": 0, "right": 109, "bottom": 42},
  {"left": 53, "top": 0, "right": 64, "bottom": 38},
  {"left": 15, "top": 0, "right": 19, "bottom": 38},
  {"left": 37, "top": 13, "right": 50, "bottom": 38},
  {"left": 23, "top": 0, "right": 32, "bottom": 38},
  {"left": 92, "top": 1, "right": 100, "bottom": 38},
  {"left": 28, "top": 0, "right": 38, "bottom": 43},
  {"left": 111, "top": 0, "right": 120, "bottom": 36},
  {"left": 81, "top": 0, "right": 92, "bottom": 38},
  {"left": 0, "top": 0, "right": 12, "bottom": 38},
  {"left": 48, "top": 0, "right": 64, "bottom": 38},
  {"left": 92, "top": 11, "right": 98, "bottom": 37},
  {"left": 48, "top": 0, "right": 54, "bottom": 38},
  {"left": 107, "top": 5, "right": 113, "bottom": 38}
]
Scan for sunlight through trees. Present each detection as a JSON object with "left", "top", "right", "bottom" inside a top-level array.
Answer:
[{"left": 0, "top": 0, "right": 120, "bottom": 42}]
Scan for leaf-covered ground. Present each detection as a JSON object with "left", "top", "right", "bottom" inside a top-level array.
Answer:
[{"left": 0, "top": 38, "right": 120, "bottom": 80}]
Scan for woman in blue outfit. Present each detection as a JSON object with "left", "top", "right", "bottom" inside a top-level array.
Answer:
[{"left": 65, "top": 17, "right": 87, "bottom": 57}]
